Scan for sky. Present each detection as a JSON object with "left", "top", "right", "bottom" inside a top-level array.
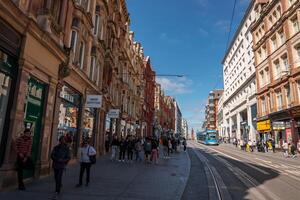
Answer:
[{"left": 126, "top": 0, "right": 250, "bottom": 132}]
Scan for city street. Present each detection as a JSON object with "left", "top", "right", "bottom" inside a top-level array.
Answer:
[{"left": 1, "top": 141, "right": 300, "bottom": 200}]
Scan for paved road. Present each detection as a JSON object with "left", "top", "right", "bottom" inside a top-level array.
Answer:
[
  {"left": 0, "top": 151, "right": 190, "bottom": 200},
  {"left": 1, "top": 141, "right": 300, "bottom": 200},
  {"left": 183, "top": 141, "right": 300, "bottom": 200}
]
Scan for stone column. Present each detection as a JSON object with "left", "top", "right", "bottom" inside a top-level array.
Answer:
[{"left": 237, "top": 113, "right": 241, "bottom": 140}]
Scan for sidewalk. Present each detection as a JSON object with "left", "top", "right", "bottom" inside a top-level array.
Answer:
[
  {"left": 219, "top": 143, "right": 300, "bottom": 165},
  {"left": 0, "top": 150, "right": 190, "bottom": 200}
]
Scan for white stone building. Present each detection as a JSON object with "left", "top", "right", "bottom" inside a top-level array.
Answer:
[
  {"left": 222, "top": 1, "right": 257, "bottom": 143},
  {"left": 182, "top": 118, "right": 189, "bottom": 139}
]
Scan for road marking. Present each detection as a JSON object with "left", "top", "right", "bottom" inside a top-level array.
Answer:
[{"left": 195, "top": 143, "right": 270, "bottom": 175}]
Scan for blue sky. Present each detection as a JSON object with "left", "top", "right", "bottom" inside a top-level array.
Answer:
[{"left": 127, "top": 0, "right": 250, "bottom": 131}]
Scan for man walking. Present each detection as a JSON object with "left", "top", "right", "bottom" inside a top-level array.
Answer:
[
  {"left": 15, "top": 129, "right": 32, "bottom": 190},
  {"left": 50, "top": 136, "right": 71, "bottom": 200},
  {"left": 272, "top": 139, "right": 276, "bottom": 153}
]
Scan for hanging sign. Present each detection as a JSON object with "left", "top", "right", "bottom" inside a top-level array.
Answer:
[
  {"left": 107, "top": 109, "right": 120, "bottom": 118},
  {"left": 85, "top": 95, "right": 102, "bottom": 108}
]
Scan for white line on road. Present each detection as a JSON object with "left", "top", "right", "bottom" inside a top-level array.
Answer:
[{"left": 196, "top": 143, "right": 270, "bottom": 175}]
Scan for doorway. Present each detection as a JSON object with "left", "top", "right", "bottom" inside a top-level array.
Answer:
[{"left": 23, "top": 77, "right": 46, "bottom": 178}]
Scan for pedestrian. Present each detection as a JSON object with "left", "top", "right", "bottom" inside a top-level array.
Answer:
[
  {"left": 143, "top": 137, "right": 152, "bottom": 163},
  {"left": 110, "top": 135, "right": 119, "bottom": 161},
  {"left": 118, "top": 137, "right": 126, "bottom": 162},
  {"left": 272, "top": 139, "right": 276, "bottom": 153},
  {"left": 283, "top": 140, "right": 288, "bottom": 157},
  {"left": 15, "top": 129, "right": 33, "bottom": 190},
  {"left": 105, "top": 133, "right": 110, "bottom": 153},
  {"left": 150, "top": 138, "right": 159, "bottom": 164},
  {"left": 291, "top": 143, "right": 296, "bottom": 158},
  {"left": 127, "top": 136, "right": 134, "bottom": 163},
  {"left": 76, "top": 140, "right": 96, "bottom": 187},
  {"left": 134, "top": 138, "right": 142, "bottom": 162},
  {"left": 182, "top": 137, "right": 187, "bottom": 152},
  {"left": 50, "top": 136, "right": 71, "bottom": 200},
  {"left": 168, "top": 138, "right": 172, "bottom": 157}
]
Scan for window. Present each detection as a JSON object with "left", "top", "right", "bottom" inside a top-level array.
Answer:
[
  {"left": 282, "top": 54, "right": 289, "bottom": 72},
  {"left": 271, "top": 35, "right": 277, "bottom": 51},
  {"left": 90, "top": 56, "right": 96, "bottom": 80},
  {"left": 278, "top": 29, "right": 285, "bottom": 45},
  {"left": 261, "top": 97, "right": 266, "bottom": 115},
  {"left": 273, "top": 60, "right": 281, "bottom": 79},
  {"left": 78, "top": 42, "right": 85, "bottom": 69},
  {"left": 285, "top": 85, "right": 291, "bottom": 108},
  {"left": 297, "top": 81, "right": 300, "bottom": 100},
  {"left": 268, "top": 94, "right": 273, "bottom": 112},
  {"left": 94, "top": 64, "right": 99, "bottom": 85},
  {"left": 276, "top": 90, "right": 283, "bottom": 111},
  {"left": 295, "top": 45, "right": 300, "bottom": 62},
  {"left": 259, "top": 70, "right": 264, "bottom": 87},
  {"left": 51, "top": 0, "right": 62, "bottom": 24},
  {"left": 291, "top": 17, "right": 299, "bottom": 34},
  {"left": 94, "top": 14, "right": 100, "bottom": 35},
  {"left": 70, "top": 30, "right": 78, "bottom": 60}
]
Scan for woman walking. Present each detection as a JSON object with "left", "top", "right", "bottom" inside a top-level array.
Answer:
[
  {"left": 150, "top": 138, "right": 159, "bottom": 164},
  {"left": 76, "top": 140, "right": 96, "bottom": 187},
  {"left": 119, "top": 137, "right": 126, "bottom": 162}
]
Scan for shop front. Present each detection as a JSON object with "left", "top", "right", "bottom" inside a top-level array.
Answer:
[
  {"left": 57, "top": 85, "right": 81, "bottom": 158},
  {"left": 257, "top": 119, "right": 271, "bottom": 142},
  {"left": 0, "top": 18, "right": 21, "bottom": 167}
]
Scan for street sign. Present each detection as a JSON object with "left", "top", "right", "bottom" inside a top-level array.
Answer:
[
  {"left": 85, "top": 95, "right": 102, "bottom": 108},
  {"left": 108, "top": 109, "right": 120, "bottom": 118}
]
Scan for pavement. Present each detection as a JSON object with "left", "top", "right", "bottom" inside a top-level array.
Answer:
[{"left": 0, "top": 149, "right": 190, "bottom": 200}]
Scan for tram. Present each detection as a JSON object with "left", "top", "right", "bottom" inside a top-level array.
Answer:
[{"left": 197, "top": 130, "right": 219, "bottom": 145}]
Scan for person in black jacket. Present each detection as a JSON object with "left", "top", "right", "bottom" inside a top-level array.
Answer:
[
  {"left": 50, "top": 136, "right": 71, "bottom": 200},
  {"left": 119, "top": 137, "right": 126, "bottom": 162},
  {"left": 127, "top": 136, "right": 134, "bottom": 163}
]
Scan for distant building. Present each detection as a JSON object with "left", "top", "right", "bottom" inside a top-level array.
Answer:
[
  {"left": 203, "top": 90, "right": 224, "bottom": 130},
  {"left": 174, "top": 100, "right": 183, "bottom": 135},
  {"left": 182, "top": 118, "right": 189, "bottom": 139}
]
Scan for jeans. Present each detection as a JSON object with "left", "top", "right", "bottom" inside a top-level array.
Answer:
[
  {"left": 79, "top": 162, "right": 91, "bottom": 185},
  {"left": 54, "top": 169, "right": 64, "bottom": 193},
  {"left": 119, "top": 149, "right": 126, "bottom": 160},
  {"left": 135, "top": 151, "right": 142, "bottom": 161},
  {"left": 111, "top": 146, "right": 118, "bottom": 160}
]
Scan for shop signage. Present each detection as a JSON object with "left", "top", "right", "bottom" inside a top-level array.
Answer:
[
  {"left": 272, "top": 121, "right": 285, "bottom": 131},
  {"left": 85, "top": 95, "right": 102, "bottom": 108},
  {"left": 257, "top": 120, "right": 271, "bottom": 132},
  {"left": 107, "top": 109, "right": 120, "bottom": 118}
]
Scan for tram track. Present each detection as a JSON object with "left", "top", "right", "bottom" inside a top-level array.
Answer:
[
  {"left": 189, "top": 142, "right": 231, "bottom": 200},
  {"left": 189, "top": 141, "right": 282, "bottom": 200}
]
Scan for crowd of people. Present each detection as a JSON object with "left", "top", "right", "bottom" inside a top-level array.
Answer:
[
  {"left": 108, "top": 134, "right": 187, "bottom": 164},
  {"left": 229, "top": 137, "right": 300, "bottom": 158}
]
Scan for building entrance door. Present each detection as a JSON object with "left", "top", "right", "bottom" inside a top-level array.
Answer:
[{"left": 23, "top": 77, "right": 46, "bottom": 178}]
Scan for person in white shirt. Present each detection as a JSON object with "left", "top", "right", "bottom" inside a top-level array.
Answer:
[{"left": 76, "top": 140, "right": 96, "bottom": 187}]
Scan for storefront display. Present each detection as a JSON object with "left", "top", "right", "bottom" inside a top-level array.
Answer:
[
  {"left": 82, "top": 108, "right": 96, "bottom": 141},
  {"left": 0, "top": 48, "right": 17, "bottom": 165},
  {"left": 57, "top": 85, "right": 81, "bottom": 157}
]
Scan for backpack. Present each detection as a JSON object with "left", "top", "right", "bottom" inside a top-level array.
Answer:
[
  {"left": 88, "top": 146, "right": 96, "bottom": 165},
  {"left": 144, "top": 142, "right": 151, "bottom": 151}
]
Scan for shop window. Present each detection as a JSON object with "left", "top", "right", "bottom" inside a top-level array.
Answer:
[
  {"left": 82, "top": 108, "right": 96, "bottom": 143},
  {"left": 58, "top": 85, "right": 81, "bottom": 157}
]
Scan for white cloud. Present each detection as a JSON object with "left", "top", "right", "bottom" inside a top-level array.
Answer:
[
  {"left": 198, "top": 27, "right": 209, "bottom": 36},
  {"left": 156, "top": 77, "right": 193, "bottom": 95},
  {"left": 214, "top": 20, "right": 230, "bottom": 31}
]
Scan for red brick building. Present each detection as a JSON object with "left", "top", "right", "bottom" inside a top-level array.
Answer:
[{"left": 142, "top": 57, "right": 156, "bottom": 137}]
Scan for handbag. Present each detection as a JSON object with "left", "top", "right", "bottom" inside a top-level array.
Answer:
[{"left": 88, "top": 147, "right": 96, "bottom": 165}]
